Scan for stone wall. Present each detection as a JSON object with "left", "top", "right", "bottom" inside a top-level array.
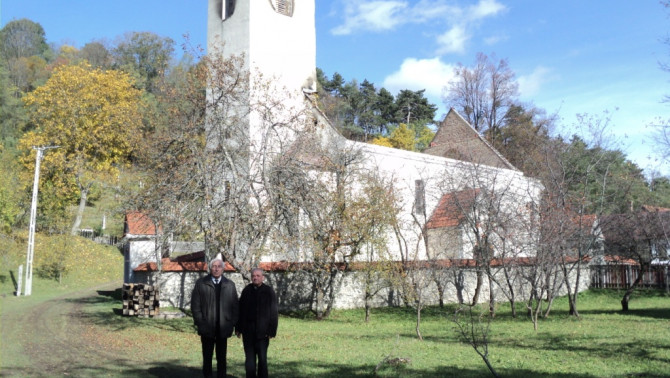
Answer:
[{"left": 134, "top": 262, "right": 591, "bottom": 311}]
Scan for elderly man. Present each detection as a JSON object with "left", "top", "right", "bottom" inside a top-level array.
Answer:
[
  {"left": 191, "top": 253, "right": 239, "bottom": 378},
  {"left": 236, "top": 268, "right": 278, "bottom": 378}
]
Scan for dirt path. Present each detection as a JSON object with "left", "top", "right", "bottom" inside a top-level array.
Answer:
[
  {"left": 1, "top": 282, "right": 137, "bottom": 376},
  {"left": 1, "top": 282, "right": 203, "bottom": 377}
]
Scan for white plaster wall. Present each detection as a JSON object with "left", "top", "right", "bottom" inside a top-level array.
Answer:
[
  {"left": 141, "top": 263, "right": 591, "bottom": 311},
  {"left": 125, "top": 239, "right": 158, "bottom": 283}
]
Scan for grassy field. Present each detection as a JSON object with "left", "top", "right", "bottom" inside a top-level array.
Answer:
[{"left": 1, "top": 239, "right": 669, "bottom": 377}]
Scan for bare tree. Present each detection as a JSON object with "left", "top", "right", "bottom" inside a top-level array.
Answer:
[
  {"left": 445, "top": 52, "right": 518, "bottom": 137},
  {"left": 453, "top": 304, "right": 499, "bottom": 377},
  {"left": 131, "top": 48, "right": 311, "bottom": 283},
  {"left": 436, "top": 161, "right": 538, "bottom": 317},
  {"left": 600, "top": 210, "right": 670, "bottom": 311}
]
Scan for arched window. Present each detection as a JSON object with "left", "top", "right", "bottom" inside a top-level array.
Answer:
[{"left": 222, "top": 0, "right": 235, "bottom": 20}]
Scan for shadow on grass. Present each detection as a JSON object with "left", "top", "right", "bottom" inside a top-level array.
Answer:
[
  {"left": 576, "top": 307, "right": 670, "bottom": 320},
  {"left": 0, "top": 358, "right": 202, "bottom": 377},
  {"left": 500, "top": 333, "right": 670, "bottom": 367},
  {"left": 271, "top": 360, "right": 598, "bottom": 377}
]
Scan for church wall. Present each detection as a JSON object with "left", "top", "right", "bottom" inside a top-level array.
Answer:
[{"left": 136, "top": 263, "right": 591, "bottom": 311}]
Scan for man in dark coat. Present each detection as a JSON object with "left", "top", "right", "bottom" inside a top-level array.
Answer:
[
  {"left": 236, "top": 268, "right": 278, "bottom": 378},
  {"left": 191, "top": 253, "right": 239, "bottom": 378}
]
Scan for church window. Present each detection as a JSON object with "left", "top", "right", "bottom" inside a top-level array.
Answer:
[
  {"left": 222, "top": 0, "right": 235, "bottom": 20},
  {"left": 414, "top": 179, "right": 425, "bottom": 216}
]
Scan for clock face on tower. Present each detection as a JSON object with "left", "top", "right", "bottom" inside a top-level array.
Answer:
[{"left": 269, "top": 0, "right": 294, "bottom": 17}]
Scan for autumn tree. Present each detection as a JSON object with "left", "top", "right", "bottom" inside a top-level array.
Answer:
[
  {"left": 19, "top": 63, "right": 144, "bottom": 235},
  {"left": 370, "top": 123, "right": 434, "bottom": 152}
]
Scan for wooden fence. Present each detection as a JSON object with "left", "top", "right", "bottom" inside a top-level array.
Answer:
[
  {"left": 590, "top": 264, "right": 669, "bottom": 291},
  {"left": 77, "top": 229, "right": 119, "bottom": 246}
]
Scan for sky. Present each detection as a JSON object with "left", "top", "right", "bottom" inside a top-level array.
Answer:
[{"left": 2, "top": 0, "right": 670, "bottom": 176}]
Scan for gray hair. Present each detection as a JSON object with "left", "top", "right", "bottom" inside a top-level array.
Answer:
[{"left": 209, "top": 256, "right": 224, "bottom": 268}]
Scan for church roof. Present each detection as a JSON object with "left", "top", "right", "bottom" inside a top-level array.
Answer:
[
  {"left": 424, "top": 108, "right": 516, "bottom": 170},
  {"left": 124, "top": 211, "right": 158, "bottom": 236},
  {"left": 426, "top": 188, "right": 480, "bottom": 229}
]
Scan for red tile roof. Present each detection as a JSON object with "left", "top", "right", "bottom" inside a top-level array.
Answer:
[
  {"left": 134, "top": 258, "right": 235, "bottom": 272},
  {"left": 426, "top": 189, "right": 480, "bottom": 229},
  {"left": 124, "top": 211, "right": 158, "bottom": 236},
  {"left": 133, "top": 257, "right": 556, "bottom": 273}
]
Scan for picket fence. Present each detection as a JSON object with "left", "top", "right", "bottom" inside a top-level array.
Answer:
[{"left": 590, "top": 264, "right": 670, "bottom": 291}]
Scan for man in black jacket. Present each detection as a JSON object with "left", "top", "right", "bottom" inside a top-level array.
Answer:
[
  {"left": 191, "top": 254, "right": 239, "bottom": 378},
  {"left": 236, "top": 268, "right": 278, "bottom": 378}
]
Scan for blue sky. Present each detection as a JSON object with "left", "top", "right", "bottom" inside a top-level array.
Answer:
[{"left": 2, "top": 0, "right": 670, "bottom": 175}]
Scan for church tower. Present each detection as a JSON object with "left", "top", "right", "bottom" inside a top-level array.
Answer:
[{"left": 207, "top": 0, "right": 317, "bottom": 98}]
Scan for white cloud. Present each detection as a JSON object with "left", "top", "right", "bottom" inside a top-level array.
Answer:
[
  {"left": 436, "top": 25, "right": 468, "bottom": 54},
  {"left": 518, "top": 66, "right": 552, "bottom": 98},
  {"left": 331, "top": 0, "right": 506, "bottom": 57},
  {"left": 484, "top": 33, "right": 508, "bottom": 45},
  {"left": 468, "top": 0, "right": 506, "bottom": 20},
  {"left": 330, "top": 0, "right": 461, "bottom": 35},
  {"left": 382, "top": 57, "right": 456, "bottom": 104},
  {"left": 331, "top": 1, "right": 408, "bottom": 35}
]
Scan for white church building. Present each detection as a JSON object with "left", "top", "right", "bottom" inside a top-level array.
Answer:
[{"left": 127, "top": 0, "right": 556, "bottom": 311}]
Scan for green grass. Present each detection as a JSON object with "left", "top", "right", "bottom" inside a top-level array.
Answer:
[
  {"left": 48, "top": 288, "right": 668, "bottom": 377},
  {"left": 1, "top": 237, "right": 669, "bottom": 377}
]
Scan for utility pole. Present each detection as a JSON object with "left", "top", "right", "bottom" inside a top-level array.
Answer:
[{"left": 23, "top": 145, "right": 58, "bottom": 296}]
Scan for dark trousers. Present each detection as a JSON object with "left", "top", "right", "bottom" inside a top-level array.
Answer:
[
  {"left": 242, "top": 334, "right": 270, "bottom": 378},
  {"left": 201, "top": 336, "right": 227, "bottom": 378}
]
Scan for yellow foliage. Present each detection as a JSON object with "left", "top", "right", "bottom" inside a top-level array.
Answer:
[
  {"left": 388, "top": 123, "right": 416, "bottom": 151},
  {"left": 19, "top": 63, "right": 144, "bottom": 205},
  {"left": 370, "top": 136, "right": 393, "bottom": 148}
]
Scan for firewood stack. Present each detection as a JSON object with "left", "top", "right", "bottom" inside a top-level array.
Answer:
[{"left": 122, "top": 283, "right": 160, "bottom": 317}]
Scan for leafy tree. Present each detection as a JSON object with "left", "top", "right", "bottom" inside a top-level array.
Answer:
[
  {"left": 0, "top": 19, "right": 52, "bottom": 96},
  {"left": 371, "top": 123, "right": 434, "bottom": 152},
  {"left": 79, "top": 41, "right": 113, "bottom": 69},
  {"left": 0, "top": 63, "right": 28, "bottom": 147},
  {"left": 488, "top": 104, "right": 553, "bottom": 176},
  {"left": 0, "top": 147, "right": 21, "bottom": 233},
  {"left": 410, "top": 122, "right": 435, "bottom": 152},
  {"left": 394, "top": 89, "right": 437, "bottom": 126},
  {"left": 0, "top": 19, "right": 49, "bottom": 61},
  {"left": 316, "top": 69, "right": 437, "bottom": 143},
  {"left": 376, "top": 87, "right": 396, "bottom": 134},
  {"left": 19, "top": 63, "right": 144, "bottom": 235},
  {"left": 113, "top": 32, "right": 175, "bottom": 92}
]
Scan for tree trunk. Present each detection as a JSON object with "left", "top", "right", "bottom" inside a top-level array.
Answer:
[
  {"left": 70, "top": 186, "right": 89, "bottom": 235},
  {"left": 621, "top": 265, "right": 645, "bottom": 312},
  {"left": 561, "top": 260, "right": 580, "bottom": 317},
  {"left": 435, "top": 278, "right": 445, "bottom": 308},
  {"left": 472, "top": 269, "right": 483, "bottom": 305},
  {"left": 415, "top": 304, "right": 423, "bottom": 341},
  {"left": 455, "top": 270, "right": 465, "bottom": 305},
  {"left": 488, "top": 274, "right": 496, "bottom": 317}
]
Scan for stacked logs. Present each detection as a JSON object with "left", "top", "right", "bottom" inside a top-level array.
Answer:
[{"left": 122, "top": 283, "right": 160, "bottom": 317}]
